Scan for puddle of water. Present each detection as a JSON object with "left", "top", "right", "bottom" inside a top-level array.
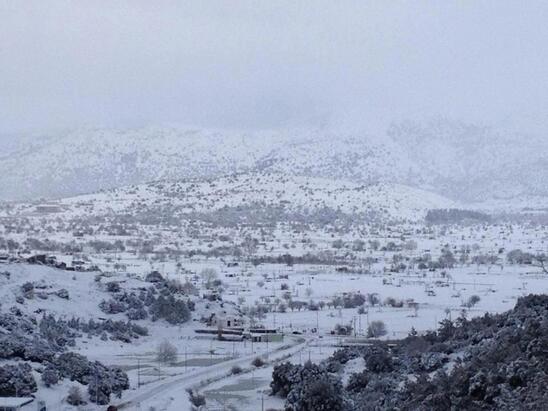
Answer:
[{"left": 210, "top": 378, "right": 269, "bottom": 392}]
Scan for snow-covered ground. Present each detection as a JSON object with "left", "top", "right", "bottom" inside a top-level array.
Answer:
[{"left": 0, "top": 169, "right": 546, "bottom": 410}]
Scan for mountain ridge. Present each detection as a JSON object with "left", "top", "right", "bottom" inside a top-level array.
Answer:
[{"left": 4, "top": 121, "right": 547, "bottom": 204}]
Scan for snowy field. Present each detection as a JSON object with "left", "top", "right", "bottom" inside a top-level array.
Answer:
[{"left": 0, "top": 185, "right": 546, "bottom": 410}]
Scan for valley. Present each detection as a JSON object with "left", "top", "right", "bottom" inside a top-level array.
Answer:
[{"left": 0, "top": 170, "right": 546, "bottom": 410}]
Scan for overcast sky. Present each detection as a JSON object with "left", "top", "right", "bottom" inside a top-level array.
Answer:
[{"left": 1, "top": 1, "right": 548, "bottom": 135}]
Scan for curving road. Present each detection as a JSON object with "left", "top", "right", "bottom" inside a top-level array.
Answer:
[{"left": 116, "top": 335, "right": 313, "bottom": 410}]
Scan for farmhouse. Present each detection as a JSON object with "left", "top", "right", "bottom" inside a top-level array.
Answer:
[
  {"left": 210, "top": 313, "right": 243, "bottom": 328},
  {"left": 247, "top": 328, "right": 284, "bottom": 343}
]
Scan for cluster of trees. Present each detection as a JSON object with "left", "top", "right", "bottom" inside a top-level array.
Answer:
[
  {"left": 507, "top": 249, "right": 548, "bottom": 273},
  {"left": 471, "top": 254, "right": 500, "bottom": 265},
  {"left": 331, "top": 292, "right": 367, "bottom": 309},
  {"left": 271, "top": 361, "right": 345, "bottom": 411},
  {"left": 270, "top": 294, "right": 548, "bottom": 410},
  {"left": 149, "top": 294, "right": 192, "bottom": 324},
  {"left": 49, "top": 352, "right": 129, "bottom": 405},
  {"left": 426, "top": 209, "right": 491, "bottom": 225},
  {"left": 1, "top": 236, "right": 127, "bottom": 256},
  {"left": 252, "top": 252, "right": 353, "bottom": 267},
  {"left": 186, "top": 203, "right": 380, "bottom": 229},
  {"left": 244, "top": 291, "right": 394, "bottom": 324},
  {"left": 41, "top": 313, "right": 148, "bottom": 345},
  {"left": 87, "top": 239, "right": 126, "bottom": 253},
  {"left": 410, "top": 245, "right": 503, "bottom": 272},
  {"left": 0, "top": 236, "right": 20, "bottom": 251},
  {"left": 23, "top": 237, "right": 82, "bottom": 253},
  {"left": 157, "top": 340, "right": 178, "bottom": 364},
  {"left": 0, "top": 363, "right": 36, "bottom": 397},
  {"left": 366, "top": 320, "right": 387, "bottom": 338},
  {"left": 98, "top": 273, "right": 195, "bottom": 325},
  {"left": 405, "top": 245, "right": 548, "bottom": 274},
  {"left": 392, "top": 249, "right": 458, "bottom": 273},
  {"left": 0, "top": 314, "right": 129, "bottom": 404},
  {"left": 331, "top": 239, "right": 370, "bottom": 252}
]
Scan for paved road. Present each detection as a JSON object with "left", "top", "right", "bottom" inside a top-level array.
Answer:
[{"left": 116, "top": 335, "right": 312, "bottom": 410}]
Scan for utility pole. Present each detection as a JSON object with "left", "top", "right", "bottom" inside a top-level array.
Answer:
[{"left": 137, "top": 358, "right": 141, "bottom": 388}]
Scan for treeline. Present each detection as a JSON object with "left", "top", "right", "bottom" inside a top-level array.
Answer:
[
  {"left": 0, "top": 311, "right": 130, "bottom": 404},
  {"left": 251, "top": 252, "right": 350, "bottom": 266},
  {"left": 186, "top": 204, "right": 381, "bottom": 228},
  {"left": 425, "top": 209, "right": 491, "bottom": 224}
]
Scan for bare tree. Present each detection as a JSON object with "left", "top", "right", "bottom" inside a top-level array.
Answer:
[
  {"left": 157, "top": 340, "right": 178, "bottom": 364},
  {"left": 367, "top": 320, "right": 387, "bottom": 338},
  {"left": 66, "top": 386, "right": 85, "bottom": 406},
  {"left": 200, "top": 268, "right": 218, "bottom": 288},
  {"left": 532, "top": 253, "right": 548, "bottom": 274}
]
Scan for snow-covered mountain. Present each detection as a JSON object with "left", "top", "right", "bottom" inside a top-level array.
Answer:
[
  {"left": 3, "top": 121, "right": 547, "bottom": 203},
  {"left": 388, "top": 119, "right": 548, "bottom": 202}
]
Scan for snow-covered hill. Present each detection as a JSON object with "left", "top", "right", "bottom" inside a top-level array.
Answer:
[
  {"left": 2, "top": 127, "right": 282, "bottom": 201},
  {"left": 25, "top": 172, "right": 457, "bottom": 224},
  {"left": 3, "top": 121, "right": 547, "bottom": 203}
]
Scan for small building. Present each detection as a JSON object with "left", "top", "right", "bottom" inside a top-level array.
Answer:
[
  {"left": 249, "top": 333, "right": 284, "bottom": 343},
  {"left": 247, "top": 328, "right": 284, "bottom": 343},
  {"left": 211, "top": 313, "right": 243, "bottom": 329},
  {"left": 26, "top": 255, "right": 56, "bottom": 265},
  {"left": 0, "top": 397, "right": 34, "bottom": 411}
]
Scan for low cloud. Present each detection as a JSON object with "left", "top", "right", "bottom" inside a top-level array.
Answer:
[{"left": 1, "top": 1, "right": 547, "bottom": 135}]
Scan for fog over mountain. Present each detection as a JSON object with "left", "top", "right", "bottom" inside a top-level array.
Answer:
[
  {"left": 2, "top": 1, "right": 547, "bottom": 205},
  {"left": 2, "top": 1, "right": 548, "bottom": 134},
  {"left": 2, "top": 120, "right": 547, "bottom": 203}
]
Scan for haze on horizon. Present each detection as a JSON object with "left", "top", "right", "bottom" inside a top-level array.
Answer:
[{"left": 1, "top": 1, "right": 548, "bottom": 138}]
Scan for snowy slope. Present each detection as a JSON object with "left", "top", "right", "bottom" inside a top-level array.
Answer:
[
  {"left": 2, "top": 122, "right": 547, "bottom": 203},
  {"left": 42, "top": 172, "right": 459, "bottom": 223},
  {"left": 1, "top": 127, "right": 288, "bottom": 201},
  {"left": 388, "top": 119, "right": 548, "bottom": 201},
  {"left": 2, "top": 127, "right": 416, "bottom": 201}
]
